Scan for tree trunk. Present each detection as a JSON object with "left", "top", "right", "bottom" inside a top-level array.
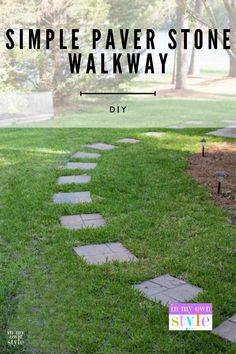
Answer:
[
  {"left": 229, "top": 55, "right": 236, "bottom": 77},
  {"left": 188, "top": 0, "right": 203, "bottom": 76},
  {"left": 228, "top": 0, "right": 236, "bottom": 77},
  {"left": 203, "top": 0, "right": 236, "bottom": 73},
  {"left": 188, "top": 45, "right": 200, "bottom": 76},
  {"left": 172, "top": 49, "right": 177, "bottom": 84},
  {"left": 175, "top": 0, "right": 188, "bottom": 90}
]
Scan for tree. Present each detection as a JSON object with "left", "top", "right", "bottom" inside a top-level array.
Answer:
[
  {"left": 35, "top": 0, "right": 111, "bottom": 104},
  {"left": 188, "top": 0, "right": 203, "bottom": 76},
  {"left": 203, "top": 0, "right": 236, "bottom": 77},
  {"left": 188, "top": 0, "right": 236, "bottom": 77},
  {"left": 223, "top": 0, "right": 236, "bottom": 76},
  {"left": 0, "top": 0, "right": 158, "bottom": 105}
]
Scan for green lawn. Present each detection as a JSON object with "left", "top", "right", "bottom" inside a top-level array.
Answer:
[
  {"left": 0, "top": 128, "right": 236, "bottom": 353},
  {"left": 17, "top": 98, "right": 236, "bottom": 128}
]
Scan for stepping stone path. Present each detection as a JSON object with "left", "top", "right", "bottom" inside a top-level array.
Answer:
[
  {"left": 74, "top": 242, "right": 137, "bottom": 265},
  {"left": 117, "top": 138, "right": 140, "bottom": 144},
  {"left": 53, "top": 192, "right": 91, "bottom": 204},
  {"left": 134, "top": 274, "right": 203, "bottom": 305},
  {"left": 58, "top": 175, "right": 91, "bottom": 185},
  {"left": 54, "top": 138, "right": 236, "bottom": 343},
  {"left": 142, "top": 132, "right": 165, "bottom": 137},
  {"left": 64, "top": 162, "right": 97, "bottom": 170},
  {"left": 212, "top": 314, "right": 236, "bottom": 343},
  {"left": 60, "top": 213, "right": 105, "bottom": 230},
  {"left": 71, "top": 151, "right": 100, "bottom": 159},
  {"left": 85, "top": 143, "right": 116, "bottom": 151}
]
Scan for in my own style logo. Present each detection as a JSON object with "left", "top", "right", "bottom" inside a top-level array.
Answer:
[
  {"left": 169, "top": 303, "right": 213, "bottom": 331},
  {"left": 7, "top": 330, "right": 25, "bottom": 347}
]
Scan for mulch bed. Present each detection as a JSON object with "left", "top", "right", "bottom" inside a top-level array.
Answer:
[{"left": 187, "top": 142, "right": 236, "bottom": 224}]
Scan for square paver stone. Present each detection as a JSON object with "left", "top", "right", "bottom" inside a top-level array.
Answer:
[
  {"left": 168, "top": 125, "right": 185, "bottom": 129},
  {"left": 57, "top": 175, "right": 91, "bottom": 185},
  {"left": 53, "top": 192, "right": 91, "bottom": 204},
  {"left": 134, "top": 274, "right": 203, "bottom": 305},
  {"left": 64, "top": 162, "right": 97, "bottom": 170},
  {"left": 213, "top": 315, "right": 236, "bottom": 343},
  {"left": 207, "top": 128, "right": 236, "bottom": 138},
  {"left": 74, "top": 242, "right": 137, "bottom": 264},
  {"left": 71, "top": 151, "right": 100, "bottom": 159},
  {"left": 229, "top": 314, "right": 236, "bottom": 323},
  {"left": 60, "top": 213, "right": 106, "bottom": 230},
  {"left": 117, "top": 138, "right": 140, "bottom": 144},
  {"left": 142, "top": 132, "right": 165, "bottom": 137},
  {"left": 85, "top": 143, "right": 116, "bottom": 151},
  {"left": 185, "top": 121, "right": 204, "bottom": 125},
  {"left": 151, "top": 274, "right": 186, "bottom": 288},
  {"left": 222, "top": 120, "right": 236, "bottom": 124}
]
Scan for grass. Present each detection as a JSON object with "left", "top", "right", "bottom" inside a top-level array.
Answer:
[
  {"left": 0, "top": 128, "right": 236, "bottom": 353},
  {"left": 17, "top": 98, "right": 236, "bottom": 128}
]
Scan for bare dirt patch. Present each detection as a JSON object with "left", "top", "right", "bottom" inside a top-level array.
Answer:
[{"left": 188, "top": 143, "right": 236, "bottom": 224}]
